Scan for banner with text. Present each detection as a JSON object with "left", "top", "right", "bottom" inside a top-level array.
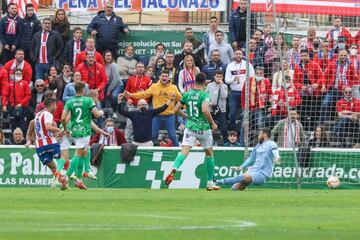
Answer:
[
  {"left": 0, "top": 147, "right": 359, "bottom": 189},
  {"left": 56, "top": 0, "right": 226, "bottom": 12},
  {"left": 232, "top": 0, "right": 360, "bottom": 16}
]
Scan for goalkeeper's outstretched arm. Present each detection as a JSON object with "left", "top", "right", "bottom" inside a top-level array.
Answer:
[{"left": 240, "top": 149, "right": 257, "bottom": 169}]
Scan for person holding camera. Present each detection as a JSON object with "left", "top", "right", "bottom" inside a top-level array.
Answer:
[{"left": 206, "top": 70, "right": 228, "bottom": 142}]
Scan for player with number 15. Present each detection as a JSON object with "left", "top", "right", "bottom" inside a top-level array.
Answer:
[{"left": 165, "top": 73, "right": 220, "bottom": 190}]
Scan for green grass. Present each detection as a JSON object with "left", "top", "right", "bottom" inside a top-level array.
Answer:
[{"left": 0, "top": 188, "right": 359, "bottom": 240}]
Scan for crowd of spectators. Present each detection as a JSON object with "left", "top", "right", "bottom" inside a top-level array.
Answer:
[{"left": 0, "top": 1, "right": 359, "bottom": 148}]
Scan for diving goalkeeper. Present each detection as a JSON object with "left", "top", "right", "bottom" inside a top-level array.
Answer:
[{"left": 216, "top": 128, "right": 280, "bottom": 190}]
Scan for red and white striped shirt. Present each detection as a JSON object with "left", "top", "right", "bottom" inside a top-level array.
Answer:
[
  {"left": 73, "top": 39, "right": 81, "bottom": 66},
  {"left": 34, "top": 110, "right": 57, "bottom": 148},
  {"left": 39, "top": 31, "right": 48, "bottom": 64}
]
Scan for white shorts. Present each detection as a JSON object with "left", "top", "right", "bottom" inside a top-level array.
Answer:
[
  {"left": 182, "top": 128, "right": 213, "bottom": 149},
  {"left": 74, "top": 136, "right": 91, "bottom": 149},
  {"left": 60, "top": 135, "right": 75, "bottom": 151}
]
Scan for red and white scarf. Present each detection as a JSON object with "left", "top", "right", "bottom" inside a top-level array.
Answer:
[
  {"left": 9, "top": 59, "right": 24, "bottom": 76},
  {"left": 350, "top": 55, "right": 359, "bottom": 72},
  {"left": 39, "top": 32, "right": 48, "bottom": 64},
  {"left": 182, "top": 68, "right": 195, "bottom": 92},
  {"left": 283, "top": 120, "right": 301, "bottom": 148},
  {"left": 257, "top": 81, "right": 268, "bottom": 108},
  {"left": 289, "top": 49, "right": 300, "bottom": 70},
  {"left": 263, "top": 35, "right": 273, "bottom": 47},
  {"left": 99, "top": 131, "right": 118, "bottom": 146},
  {"left": 250, "top": 78, "right": 267, "bottom": 108},
  {"left": 335, "top": 60, "right": 349, "bottom": 88},
  {"left": 86, "top": 48, "right": 96, "bottom": 55},
  {"left": 6, "top": 17, "right": 17, "bottom": 35},
  {"left": 73, "top": 39, "right": 81, "bottom": 66}
]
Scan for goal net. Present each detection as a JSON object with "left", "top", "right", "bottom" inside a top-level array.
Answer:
[{"left": 236, "top": 0, "right": 360, "bottom": 187}]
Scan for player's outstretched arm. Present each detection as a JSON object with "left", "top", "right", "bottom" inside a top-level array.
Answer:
[
  {"left": 91, "top": 107, "right": 104, "bottom": 119},
  {"left": 174, "top": 102, "right": 187, "bottom": 119},
  {"left": 25, "top": 120, "right": 35, "bottom": 147},
  {"left": 91, "top": 121, "right": 110, "bottom": 137},
  {"left": 272, "top": 145, "right": 281, "bottom": 164},
  {"left": 61, "top": 110, "right": 69, "bottom": 132},
  {"left": 45, "top": 123, "right": 61, "bottom": 134},
  {"left": 202, "top": 102, "right": 217, "bottom": 130},
  {"left": 241, "top": 149, "right": 257, "bottom": 169}
]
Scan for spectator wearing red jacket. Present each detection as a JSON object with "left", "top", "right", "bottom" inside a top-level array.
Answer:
[
  {"left": 325, "top": 16, "right": 353, "bottom": 50},
  {"left": 123, "top": 62, "right": 152, "bottom": 142},
  {"left": 35, "top": 89, "right": 64, "bottom": 125},
  {"left": 313, "top": 40, "right": 337, "bottom": 72},
  {"left": 241, "top": 66, "right": 272, "bottom": 130},
  {"left": 293, "top": 49, "right": 325, "bottom": 128},
  {"left": 268, "top": 77, "right": 301, "bottom": 129},
  {"left": 348, "top": 43, "right": 360, "bottom": 81},
  {"left": 2, "top": 69, "right": 31, "bottom": 133},
  {"left": 125, "top": 62, "right": 152, "bottom": 106},
  {"left": 74, "top": 36, "right": 104, "bottom": 69},
  {"left": 0, "top": 66, "right": 9, "bottom": 108},
  {"left": 320, "top": 50, "right": 358, "bottom": 123},
  {"left": 90, "top": 118, "right": 126, "bottom": 146},
  {"left": 76, "top": 52, "right": 108, "bottom": 102},
  {"left": 4, "top": 49, "right": 32, "bottom": 84},
  {"left": 332, "top": 87, "right": 360, "bottom": 147}
]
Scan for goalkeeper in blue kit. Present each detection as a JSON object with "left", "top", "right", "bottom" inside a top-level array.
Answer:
[{"left": 216, "top": 128, "right": 281, "bottom": 190}]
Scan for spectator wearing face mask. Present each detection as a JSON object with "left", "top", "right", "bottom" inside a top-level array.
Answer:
[
  {"left": 90, "top": 118, "right": 126, "bottom": 146},
  {"left": 309, "top": 37, "right": 321, "bottom": 60},
  {"left": 313, "top": 40, "right": 337, "bottom": 72},
  {"left": 2, "top": 68, "right": 31, "bottom": 133},
  {"left": 154, "top": 57, "right": 166, "bottom": 81},
  {"left": 117, "top": 95, "right": 175, "bottom": 146},
  {"left": 348, "top": 43, "right": 360, "bottom": 80}
]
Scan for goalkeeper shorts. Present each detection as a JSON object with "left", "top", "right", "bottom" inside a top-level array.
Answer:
[{"left": 248, "top": 171, "right": 268, "bottom": 185}]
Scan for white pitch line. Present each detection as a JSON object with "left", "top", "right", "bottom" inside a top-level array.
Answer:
[{"left": 0, "top": 212, "right": 256, "bottom": 232}]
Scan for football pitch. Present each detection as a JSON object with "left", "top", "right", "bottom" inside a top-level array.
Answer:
[{"left": 0, "top": 188, "right": 359, "bottom": 240}]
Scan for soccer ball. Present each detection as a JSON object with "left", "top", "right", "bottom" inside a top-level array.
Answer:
[{"left": 327, "top": 176, "right": 340, "bottom": 189}]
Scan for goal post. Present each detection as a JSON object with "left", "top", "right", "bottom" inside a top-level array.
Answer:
[{"left": 241, "top": 0, "right": 360, "bottom": 188}]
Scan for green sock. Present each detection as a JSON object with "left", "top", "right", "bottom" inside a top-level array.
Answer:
[
  {"left": 173, "top": 153, "right": 187, "bottom": 170},
  {"left": 66, "top": 156, "right": 79, "bottom": 176},
  {"left": 56, "top": 158, "right": 66, "bottom": 172},
  {"left": 205, "top": 156, "right": 215, "bottom": 181},
  {"left": 84, "top": 152, "right": 91, "bottom": 173},
  {"left": 75, "top": 157, "right": 84, "bottom": 179}
]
